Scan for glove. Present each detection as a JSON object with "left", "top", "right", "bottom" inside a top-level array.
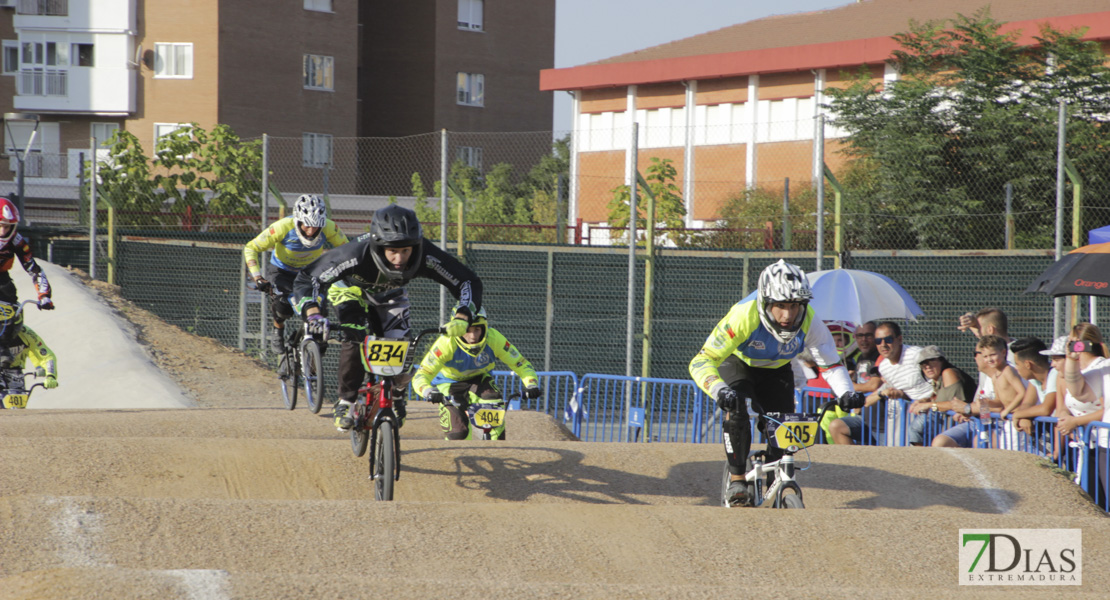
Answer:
[
  {"left": 305, "top": 314, "right": 328, "bottom": 336},
  {"left": 524, "top": 386, "right": 542, "bottom": 399},
  {"left": 44, "top": 375, "right": 58, "bottom": 389},
  {"left": 838, "top": 391, "right": 867, "bottom": 411},
  {"left": 254, "top": 276, "right": 271, "bottom": 294},
  {"left": 444, "top": 317, "right": 469, "bottom": 338},
  {"left": 424, "top": 388, "right": 445, "bottom": 404},
  {"left": 716, "top": 387, "right": 740, "bottom": 412},
  {"left": 38, "top": 297, "right": 54, "bottom": 310}
]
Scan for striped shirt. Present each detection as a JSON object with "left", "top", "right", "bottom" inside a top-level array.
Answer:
[{"left": 877, "top": 344, "right": 935, "bottom": 401}]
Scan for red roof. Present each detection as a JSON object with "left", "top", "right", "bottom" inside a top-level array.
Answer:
[{"left": 542, "top": 0, "right": 1110, "bottom": 91}]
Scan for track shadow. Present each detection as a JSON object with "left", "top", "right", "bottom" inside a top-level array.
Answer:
[
  {"left": 404, "top": 446, "right": 719, "bottom": 505},
  {"left": 800, "top": 461, "right": 1021, "bottom": 512}
]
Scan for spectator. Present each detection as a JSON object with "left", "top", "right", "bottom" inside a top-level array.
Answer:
[
  {"left": 828, "top": 321, "right": 933, "bottom": 445},
  {"left": 931, "top": 335, "right": 1025, "bottom": 448},
  {"left": 1007, "top": 336, "right": 1065, "bottom": 436},
  {"left": 1057, "top": 322, "right": 1109, "bottom": 501},
  {"left": 849, "top": 321, "right": 882, "bottom": 393},
  {"left": 957, "top": 307, "right": 1014, "bottom": 345},
  {"left": 911, "top": 344, "right": 976, "bottom": 418},
  {"left": 998, "top": 337, "right": 1052, "bottom": 451}
]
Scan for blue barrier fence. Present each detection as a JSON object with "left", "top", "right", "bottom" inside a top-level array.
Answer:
[{"left": 511, "top": 375, "right": 1108, "bottom": 513}]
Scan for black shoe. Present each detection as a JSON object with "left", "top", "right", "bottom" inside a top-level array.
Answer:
[{"left": 725, "top": 480, "right": 750, "bottom": 507}]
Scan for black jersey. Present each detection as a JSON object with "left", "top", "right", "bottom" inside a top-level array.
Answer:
[{"left": 292, "top": 237, "right": 481, "bottom": 317}]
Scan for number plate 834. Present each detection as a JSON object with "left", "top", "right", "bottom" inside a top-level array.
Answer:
[{"left": 360, "top": 339, "right": 410, "bottom": 376}]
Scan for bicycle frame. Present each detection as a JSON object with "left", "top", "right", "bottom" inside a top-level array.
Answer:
[
  {"left": 744, "top": 450, "right": 804, "bottom": 508},
  {"left": 356, "top": 327, "right": 444, "bottom": 484}
]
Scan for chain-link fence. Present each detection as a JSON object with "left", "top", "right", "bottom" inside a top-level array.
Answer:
[{"left": 8, "top": 106, "right": 1107, "bottom": 397}]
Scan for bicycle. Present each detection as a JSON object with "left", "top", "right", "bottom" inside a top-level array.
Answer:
[
  {"left": 253, "top": 282, "right": 328, "bottom": 414},
  {"left": 719, "top": 399, "right": 838, "bottom": 509},
  {"left": 445, "top": 390, "right": 521, "bottom": 441},
  {"left": 0, "top": 299, "right": 51, "bottom": 409},
  {"left": 349, "top": 326, "right": 443, "bottom": 501}
]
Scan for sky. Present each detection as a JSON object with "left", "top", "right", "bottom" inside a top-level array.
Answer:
[{"left": 552, "top": 0, "right": 855, "bottom": 131}]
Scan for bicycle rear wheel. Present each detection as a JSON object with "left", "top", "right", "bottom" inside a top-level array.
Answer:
[
  {"left": 278, "top": 350, "right": 299, "bottom": 410},
  {"left": 301, "top": 340, "right": 325, "bottom": 414},
  {"left": 373, "top": 420, "right": 396, "bottom": 501}
]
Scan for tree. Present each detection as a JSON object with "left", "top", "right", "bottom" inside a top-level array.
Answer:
[
  {"left": 606, "top": 157, "right": 688, "bottom": 246},
  {"left": 411, "top": 135, "right": 572, "bottom": 244},
  {"left": 87, "top": 123, "right": 264, "bottom": 231},
  {"left": 824, "top": 10, "right": 1110, "bottom": 250}
]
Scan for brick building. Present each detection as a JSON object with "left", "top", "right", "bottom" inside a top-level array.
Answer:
[
  {"left": 0, "top": 0, "right": 553, "bottom": 201},
  {"left": 539, "top": 0, "right": 1110, "bottom": 229}
]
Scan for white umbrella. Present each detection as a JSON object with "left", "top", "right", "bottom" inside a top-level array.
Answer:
[{"left": 804, "top": 269, "right": 925, "bottom": 324}]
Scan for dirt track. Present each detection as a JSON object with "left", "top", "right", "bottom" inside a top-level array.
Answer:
[{"left": 1, "top": 275, "right": 1107, "bottom": 599}]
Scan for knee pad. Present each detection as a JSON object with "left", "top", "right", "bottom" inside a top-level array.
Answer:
[{"left": 271, "top": 301, "right": 295, "bottom": 322}]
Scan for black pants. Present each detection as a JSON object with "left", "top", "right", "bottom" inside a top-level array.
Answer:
[
  {"left": 718, "top": 356, "right": 796, "bottom": 476},
  {"left": 264, "top": 265, "right": 297, "bottom": 325},
  {"left": 438, "top": 375, "right": 502, "bottom": 440},
  {"left": 334, "top": 288, "right": 411, "bottom": 403}
]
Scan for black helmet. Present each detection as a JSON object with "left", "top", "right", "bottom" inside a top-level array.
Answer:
[{"left": 369, "top": 205, "right": 423, "bottom": 281}]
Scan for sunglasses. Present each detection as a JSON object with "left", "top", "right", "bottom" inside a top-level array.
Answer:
[
  {"left": 856, "top": 332, "right": 875, "bottom": 338},
  {"left": 875, "top": 335, "right": 898, "bottom": 346}
]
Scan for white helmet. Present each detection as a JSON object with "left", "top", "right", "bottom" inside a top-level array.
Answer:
[
  {"left": 757, "top": 259, "right": 813, "bottom": 344},
  {"left": 293, "top": 194, "right": 327, "bottom": 248}
]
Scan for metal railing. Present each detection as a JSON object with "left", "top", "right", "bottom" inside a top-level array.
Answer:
[
  {"left": 17, "top": 0, "right": 67, "bottom": 16},
  {"left": 19, "top": 68, "right": 67, "bottom": 96}
]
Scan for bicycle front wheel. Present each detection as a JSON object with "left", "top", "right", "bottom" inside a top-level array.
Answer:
[
  {"left": 279, "top": 351, "right": 299, "bottom": 411},
  {"left": 301, "top": 340, "right": 325, "bottom": 414},
  {"left": 373, "top": 420, "right": 396, "bottom": 501},
  {"left": 781, "top": 493, "right": 804, "bottom": 509}
]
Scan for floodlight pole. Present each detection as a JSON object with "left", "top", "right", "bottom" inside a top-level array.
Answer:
[{"left": 3, "top": 112, "right": 41, "bottom": 225}]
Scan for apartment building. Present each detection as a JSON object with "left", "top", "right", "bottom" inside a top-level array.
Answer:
[
  {"left": 539, "top": 0, "right": 1110, "bottom": 229},
  {"left": 0, "top": 0, "right": 554, "bottom": 202}
]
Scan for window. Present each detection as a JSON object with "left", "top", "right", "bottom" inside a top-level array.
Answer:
[
  {"left": 457, "top": 0, "right": 483, "bottom": 31},
  {"left": 154, "top": 123, "right": 188, "bottom": 144},
  {"left": 91, "top": 123, "right": 119, "bottom": 147},
  {"left": 456, "top": 72, "right": 484, "bottom": 106},
  {"left": 153, "top": 43, "right": 192, "bottom": 78},
  {"left": 456, "top": 146, "right": 482, "bottom": 170},
  {"left": 2, "top": 41, "right": 17, "bottom": 75},
  {"left": 303, "top": 54, "right": 333, "bottom": 91},
  {"left": 17, "top": 0, "right": 68, "bottom": 16},
  {"left": 19, "top": 40, "right": 65, "bottom": 96},
  {"left": 71, "top": 43, "right": 93, "bottom": 67},
  {"left": 304, "top": 0, "right": 332, "bottom": 12},
  {"left": 302, "top": 133, "right": 333, "bottom": 168}
]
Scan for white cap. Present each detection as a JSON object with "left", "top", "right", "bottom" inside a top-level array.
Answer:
[{"left": 1041, "top": 335, "right": 1068, "bottom": 356}]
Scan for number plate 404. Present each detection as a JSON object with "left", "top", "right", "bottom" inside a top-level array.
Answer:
[
  {"left": 472, "top": 408, "right": 505, "bottom": 428},
  {"left": 362, "top": 339, "right": 409, "bottom": 376},
  {"left": 773, "top": 421, "right": 818, "bottom": 448},
  {"left": 3, "top": 394, "right": 28, "bottom": 409}
]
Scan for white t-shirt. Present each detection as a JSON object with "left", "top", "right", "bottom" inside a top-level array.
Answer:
[
  {"left": 877, "top": 345, "right": 934, "bottom": 402},
  {"left": 1064, "top": 356, "right": 1108, "bottom": 417}
]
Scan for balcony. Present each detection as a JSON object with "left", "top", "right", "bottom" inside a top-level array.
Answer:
[
  {"left": 19, "top": 69, "right": 67, "bottom": 97},
  {"left": 14, "top": 66, "right": 134, "bottom": 115},
  {"left": 17, "top": 0, "right": 67, "bottom": 16}
]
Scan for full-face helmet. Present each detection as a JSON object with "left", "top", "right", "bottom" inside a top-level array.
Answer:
[
  {"left": 369, "top": 205, "right": 423, "bottom": 281},
  {"left": 456, "top": 308, "right": 488, "bottom": 357},
  {"left": 825, "top": 320, "right": 858, "bottom": 357},
  {"left": 756, "top": 259, "right": 813, "bottom": 344},
  {"left": 293, "top": 194, "right": 327, "bottom": 248},
  {"left": 0, "top": 197, "right": 19, "bottom": 250}
]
